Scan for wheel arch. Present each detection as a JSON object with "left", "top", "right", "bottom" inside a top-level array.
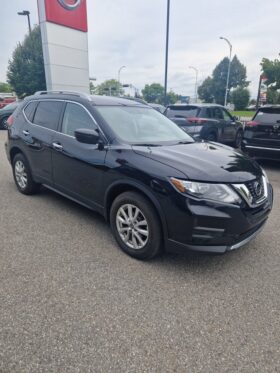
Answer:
[{"left": 104, "top": 180, "right": 168, "bottom": 239}]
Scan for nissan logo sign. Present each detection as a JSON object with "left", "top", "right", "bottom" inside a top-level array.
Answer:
[
  {"left": 254, "top": 181, "right": 262, "bottom": 197},
  {"left": 57, "top": 0, "right": 81, "bottom": 11}
]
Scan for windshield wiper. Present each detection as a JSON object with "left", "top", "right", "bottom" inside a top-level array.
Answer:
[
  {"left": 175, "top": 141, "right": 194, "bottom": 145},
  {"left": 131, "top": 143, "right": 162, "bottom": 147}
]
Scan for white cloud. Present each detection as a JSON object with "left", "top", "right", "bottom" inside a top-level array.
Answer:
[{"left": 1, "top": 0, "right": 280, "bottom": 99}]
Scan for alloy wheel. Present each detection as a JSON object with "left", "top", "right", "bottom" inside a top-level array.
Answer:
[
  {"left": 15, "top": 160, "right": 28, "bottom": 190},
  {"left": 116, "top": 204, "right": 149, "bottom": 250}
]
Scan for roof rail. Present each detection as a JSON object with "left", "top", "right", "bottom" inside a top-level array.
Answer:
[{"left": 34, "top": 90, "right": 91, "bottom": 100}]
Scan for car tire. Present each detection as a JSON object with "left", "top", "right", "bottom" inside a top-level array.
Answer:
[
  {"left": 12, "top": 153, "right": 40, "bottom": 195},
  {"left": 110, "top": 191, "right": 162, "bottom": 260},
  {"left": 0, "top": 116, "right": 9, "bottom": 130},
  {"left": 206, "top": 132, "right": 217, "bottom": 142},
  {"left": 233, "top": 130, "right": 243, "bottom": 148}
]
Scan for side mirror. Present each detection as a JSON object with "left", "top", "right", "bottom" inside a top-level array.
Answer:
[
  {"left": 75, "top": 128, "right": 100, "bottom": 144},
  {"left": 233, "top": 115, "right": 239, "bottom": 121}
]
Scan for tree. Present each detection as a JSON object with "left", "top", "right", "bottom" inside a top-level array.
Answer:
[
  {"left": 142, "top": 83, "right": 164, "bottom": 103},
  {"left": 198, "top": 55, "right": 249, "bottom": 105},
  {"left": 142, "top": 83, "right": 178, "bottom": 105},
  {"left": 261, "top": 56, "right": 280, "bottom": 89},
  {"left": 7, "top": 26, "right": 46, "bottom": 98},
  {"left": 266, "top": 87, "right": 280, "bottom": 104},
  {"left": 197, "top": 77, "right": 215, "bottom": 103},
  {"left": 95, "top": 79, "right": 124, "bottom": 96},
  {"left": 231, "top": 88, "right": 250, "bottom": 110},
  {"left": 0, "top": 82, "right": 12, "bottom": 93}
]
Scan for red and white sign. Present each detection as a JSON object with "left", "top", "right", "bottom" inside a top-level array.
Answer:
[
  {"left": 43, "top": 0, "right": 87, "bottom": 32},
  {"left": 38, "top": 0, "right": 89, "bottom": 93}
]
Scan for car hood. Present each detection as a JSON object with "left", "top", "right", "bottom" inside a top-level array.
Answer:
[{"left": 132, "top": 142, "right": 262, "bottom": 183}]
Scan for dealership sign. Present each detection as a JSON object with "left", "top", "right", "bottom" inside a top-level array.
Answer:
[{"left": 38, "top": 0, "right": 89, "bottom": 93}]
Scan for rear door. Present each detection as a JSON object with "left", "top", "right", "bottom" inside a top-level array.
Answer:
[
  {"left": 21, "top": 100, "right": 64, "bottom": 184},
  {"left": 244, "top": 107, "right": 280, "bottom": 148}
]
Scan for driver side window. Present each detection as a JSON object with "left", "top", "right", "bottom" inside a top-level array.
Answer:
[{"left": 61, "top": 103, "right": 97, "bottom": 137}]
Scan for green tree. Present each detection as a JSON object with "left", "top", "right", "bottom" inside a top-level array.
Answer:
[
  {"left": 198, "top": 55, "right": 249, "bottom": 105},
  {"left": 95, "top": 79, "right": 124, "bottom": 96},
  {"left": 261, "top": 56, "right": 280, "bottom": 89},
  {"left": 266, "top": 87, "right": 280, "bottom": 104},
  {"left": 231, "top": 87, "right": 250, "bottom": 110},
  {"left": 142, "top": 83, "right": 164, "bottom": 103},
  {"left": 142, "top": 83, "right": 178, "bottom": 105},
  {"left": 7, "top": 26, "right": 46, "bottom": 98},
  {"left": 0, "top": 82, "right": 12, "bottom": 93},
  {"left": 197, "top": 77, "right": 215, "bottom": 103}
]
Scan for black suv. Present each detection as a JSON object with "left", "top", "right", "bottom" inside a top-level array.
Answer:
[
  {"left": 5, "top": 92, "right": 273, "bottom": 260},
  {"left": 242, "top": 105, "right": 280, "bottom": 161},
  {"left": 165, "top": 104, "right": 243, "bottom": 147}
]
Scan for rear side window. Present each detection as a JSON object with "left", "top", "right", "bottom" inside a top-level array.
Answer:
[
  {"left": 166, "top": 106, "right": 199, "bottom": 118},
  {"left": 61, "top": 103, "right": 97, "bottom": 137},
  {"left": 254, "top": 108, "right": 280, "bottom": 123},
  {"left": 24, "top": 101, "right": 37, "bottom": 122},
  {"left": 33, "top": 101, "right": 64, "bottom": 130}
]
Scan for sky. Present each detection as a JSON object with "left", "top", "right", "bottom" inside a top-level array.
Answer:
[{"left": 0, "top": 0, "right": 280, "bottom": 99}]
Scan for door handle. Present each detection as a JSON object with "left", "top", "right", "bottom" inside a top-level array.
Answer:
[
  {"left": 22, "top": 130, "right": 29, "bottom": 136},
  {"left": 52, "top": 142, "right": 63, "bottom": 151}
]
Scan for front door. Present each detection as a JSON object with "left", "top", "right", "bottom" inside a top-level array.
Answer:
[{"left": 52, "top": 102, "right": 107, "bottom": 209}]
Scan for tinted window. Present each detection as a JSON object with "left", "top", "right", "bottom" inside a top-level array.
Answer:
[
  {"left": 166, "top": 106, "right": 199, "bottom": 118},
  {"left": 254, "top": 108, "right": 280, "bottom": 124},
  {"left": 96, "top": 106, "right": 194, "bottom": 144},
  {"left": 24, "top": 101, "right": 37, "bottom": 122},
  {"left": 212, "top": 107, "right": 223, "bottom": 119},
  {"left": 61, "top": 103, "right": 97, "bottom": 137},
  {"left": 33, "top": 101, "right": 63, "bottom": 130}
]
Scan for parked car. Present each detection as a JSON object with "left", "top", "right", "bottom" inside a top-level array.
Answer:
[
  {"left": 149, "top": 103, "right": 165, "bottom": 114},
  {"left": 165, "top": 104, "right": 243, "bottom": 147},
  {"left": 0, "top": 94, "right": 16, "bottom": 109},
  {"left": 5, "top": 91, "right": 273, "bottom": 260},
  {"left": 0, "top": 101, "right": 21, "bottom": 130},
  {"left": 242, "top": 105, "right": 280, "bottom": 161}
]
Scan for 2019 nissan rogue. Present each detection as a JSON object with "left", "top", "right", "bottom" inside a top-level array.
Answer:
[{"left": 5, "top": 91, "right": 273, "bottom": 260}]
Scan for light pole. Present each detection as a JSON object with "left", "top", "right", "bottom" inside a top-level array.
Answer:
[
  {"left": 18, "top": 10, "right": 31, "bottom": 34},
  {"left": 220, "top": 36, "right": 232, "bottom": 107},
  {"left": 164, "top": 0, "right": 171, "bottom": 106},
  {"left": 189, "top": 66, "right": 198, "bottom": 103},
  {"left": 118, "top": 66, "right": 126, "bottom": 95}
]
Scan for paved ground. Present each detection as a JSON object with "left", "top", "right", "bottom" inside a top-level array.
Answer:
[{"left": 0, "top": 131, "right": 279, "bottom": 373}]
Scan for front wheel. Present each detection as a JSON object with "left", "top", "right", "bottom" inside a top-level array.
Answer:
[
  {"left": 233, "top": 130, "right": 243, "bottom": 148},
  {"left": 110, "top": 191, "right": 162, "bottom": 260},
  {"left": 206, "top": 132, "right": 217, "bottom": 142}
]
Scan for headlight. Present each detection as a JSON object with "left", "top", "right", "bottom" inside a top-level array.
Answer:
[{"left": 170, "top": 178, "right": 241, "bottom": 204}]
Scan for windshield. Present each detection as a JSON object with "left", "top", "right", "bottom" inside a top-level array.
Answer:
[{"left": 96, "top": 106, "right": 194, "bottom": 144}]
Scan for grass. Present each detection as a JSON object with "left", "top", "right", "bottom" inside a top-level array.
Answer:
[{"left": 231, "top": 111, "right": 255, "bottom": 118}]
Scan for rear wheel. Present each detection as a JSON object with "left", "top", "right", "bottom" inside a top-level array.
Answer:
[
  {"left": 0, "top": 116, "right": 9, "bottom": 130},
  {"left": 110, "top": 191, "right": 162, "bottom": 260},
  {"left": 12, "top": 153, "right": 40, "bottom": 195}
]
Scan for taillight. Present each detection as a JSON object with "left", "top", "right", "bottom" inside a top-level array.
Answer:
[
  {"left": 187, "top": 117, "right": 208, "bottom": 124},
  {"left": 7, "top": 115, "right": 14, "bottom": 126},
  {"left": 246, "top": 121, "right": 259, "bottom": 127}
]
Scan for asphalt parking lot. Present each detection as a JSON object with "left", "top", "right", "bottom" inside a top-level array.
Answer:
[{"left": 0, "top": 131, "right": 279, "bottom": 373}]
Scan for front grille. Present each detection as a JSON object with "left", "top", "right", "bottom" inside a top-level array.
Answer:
[{"left": 246, "top": 178, "right": 265, "bottom": 204}]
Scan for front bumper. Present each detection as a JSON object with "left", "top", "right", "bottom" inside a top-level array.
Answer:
[
  {"left": 242, "top": 141, "right": 280, "bottom": 161},
  {"left": 164, "top": 184, "right": 273, "bottom": 254}
]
